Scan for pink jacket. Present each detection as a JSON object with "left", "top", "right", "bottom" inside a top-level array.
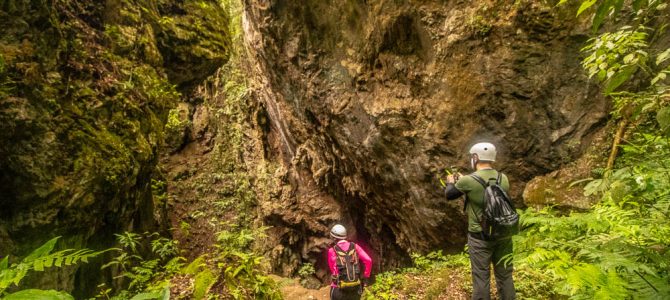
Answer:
[{"left": 328, "top": 240, "right": 372, "bottom": 287}]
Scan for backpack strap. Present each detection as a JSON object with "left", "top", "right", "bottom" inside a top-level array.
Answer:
[
  {"left": 465, "top": 172, "right": 500, "bottom": 214},
  {"left": 464, "top": 174, "right": 485, "bottom": 213},
  {"left": 333, "top": 243, "right": 357, "bottom": 257},
  {"left": 470, "top": 174, "right": 488, "bottom": 188},
  {"left": 333, "top": 244, "right": 346, "bottom": 270}
]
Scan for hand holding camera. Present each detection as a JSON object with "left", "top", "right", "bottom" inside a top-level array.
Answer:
[
  {"left": 444, "top": 166, "right": 462, "bottom": 184},
  {"left": 446, "top": 173, "right": 462, "bottom": 184}
]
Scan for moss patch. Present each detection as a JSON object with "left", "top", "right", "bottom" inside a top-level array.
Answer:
[{"left": 0, "top": 0, "right": 230, "bottom": 296}]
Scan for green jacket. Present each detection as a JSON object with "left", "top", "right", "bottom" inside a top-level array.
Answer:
[{"left": 454, "top": 169, "right": 510, "bottom": 233}]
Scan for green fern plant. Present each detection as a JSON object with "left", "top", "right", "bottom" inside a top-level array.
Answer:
[
  {"left": 506, "top": 2, "right": 670, "bottom": 298},
  {"left": 212, "top": 226, "right": 281, "bottom": 300},
  {"left": 510, "top": 142, "right": 670, "bottom": 298},
  {"left": 0, "top": 236, "right": 109, "bottom": 297},
  {"left": 103, "top": 231, "right": 186, "bottom": 296}
]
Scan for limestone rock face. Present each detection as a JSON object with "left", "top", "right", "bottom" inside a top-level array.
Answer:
[
  {"left": 242, "top": 0, "right": 609, "bottom": 272},
  {"left": 0, "top": 0, "right": 229, "bottom": 296}
]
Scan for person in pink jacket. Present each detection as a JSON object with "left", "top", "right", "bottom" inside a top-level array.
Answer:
[{"left": 327, "top": 224, "right": 372, "bottom": 300}]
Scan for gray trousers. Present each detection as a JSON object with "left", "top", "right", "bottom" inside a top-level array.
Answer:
[{"left": 468, "top": 234, "right": 516, "bottom": 300}]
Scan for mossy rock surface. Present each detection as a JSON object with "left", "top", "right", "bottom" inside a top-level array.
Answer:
[{"left": 0, "top": 0, "right": 230, "bottom": 296}]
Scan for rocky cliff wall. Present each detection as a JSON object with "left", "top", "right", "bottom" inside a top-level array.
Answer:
[
  {"left": 0, "top": 0, "right": 229, "bottom": 295},
  {"left": 242, "top": 0, "right": 609, "bottom": 274}
]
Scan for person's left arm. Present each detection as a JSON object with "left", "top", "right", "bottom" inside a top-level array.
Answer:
[{"left": 355, "top": 244, "right": 373, "bottom": 279}]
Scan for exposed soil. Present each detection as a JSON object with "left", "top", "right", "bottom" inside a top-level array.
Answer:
[{"left": 272, "top": 276, "right": 331, "bottom": 300}]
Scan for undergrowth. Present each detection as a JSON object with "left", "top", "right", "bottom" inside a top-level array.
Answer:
[
  {"left": 0, "top": 237, "right": 108, "bottom": 300},
  {"left": 363, "top": 251, "right": 471, "bottom": 300},
  {"left": 505, "top": 1, "right": 670, "bottom": 299}
]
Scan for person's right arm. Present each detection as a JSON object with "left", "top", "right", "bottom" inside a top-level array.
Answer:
[{"left": 445, "top": 183, "right": 464, "bottom": 200}]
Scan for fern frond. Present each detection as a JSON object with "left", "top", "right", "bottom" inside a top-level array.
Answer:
[{"left": 0, "top": 237, "right": 111, "bottom": 294}]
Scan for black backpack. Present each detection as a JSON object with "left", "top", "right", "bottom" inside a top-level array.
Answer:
[
  {"left": 470, "top": 173, "right": 519, "bottom": 239},
  {"left": 333, "top": 242, "right": 361, "bottom": 289}
]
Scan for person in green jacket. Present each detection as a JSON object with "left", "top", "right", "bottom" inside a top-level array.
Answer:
[{"left": 444, "top": 142, "right": 516, "bottom": 300}]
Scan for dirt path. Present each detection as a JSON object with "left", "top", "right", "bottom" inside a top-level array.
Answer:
[{"left": 271, "top": 276, "right": 332, "bottom": 300}]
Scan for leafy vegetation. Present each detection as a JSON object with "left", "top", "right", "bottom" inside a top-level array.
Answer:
[
  {"left": 0, "top": 237, "right": 107, "bottom": 299},
  {"left": 363, "top": 251, "right": 471, "bottom": 300},
  {"left": 505, "top": 1, "right": 670, "bottom": 299},
  {"left": 297, "top": 263, "right": 316, "bottom": 279},
  {"left": 213, "top": 226, "right": 282, "bottom": 300},
  {"left": 101, "top": 232, "right": 182, "bottom": 297}
]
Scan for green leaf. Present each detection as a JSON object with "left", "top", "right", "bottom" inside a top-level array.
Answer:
[
  {"left": 54, "top": 257, "right": 63, "bottom": 267},
  {"left": 0, "top": 269, "right": 17, "bottom": 288},
  {"left": 43, "top": 257, "right": 54, "bottom": 268},
  {"left": 592, "top": 0, "right": 613, "bottom": 32},
  {"left": 623, "top": 53, "right": 635, "bottom": 64},
  {"left": 657, "top": 48, "right": 670, "bottom": 65},
  {"left": 193, "top": 268, "right": 216, "bottom": 300},
  {"left": 657, "top": 107, "right": 670, "bottom": 134},
  {"left": 651, "top": 71, "right": 667, "bottom": 85},
  {"left": 182, "top": 257, "right": 206, "bottom": 275},
  {"left": 161, "top": 284, "right": 170, "bottom": 300},
  {"left": 0, "top": 256, "right": 8, "bottom": 271},
  {"left": 569, "top": 178, "right": 595, "bottom": 188},
  {"left": 597, "top": 69, "right": 607, "bottom": 81},
  {"left": 604, "top": 65, "right": 637, "bottom": 94},
  {"left": 23, "top": 237, "right": 60, "bottom": 263},
  {"left": 577, "top": 0, "right": 598, "bottom": 16},
  {"left": 34, "top": 259, "right": 44, "bottom": 272},
  {"left": 12, "top": 269, "right": 26, "bottom": 285},
  {"left": 129, "top": 292, "right": 162, "bottom": 300},
  {"left": 3, "top": 289, "right": 74, "bottom": 300}
]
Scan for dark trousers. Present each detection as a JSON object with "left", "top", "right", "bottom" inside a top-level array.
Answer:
[
  {"left": 330, "top": 286, "right": 362, "bottom": 300},
  {"left": 468, "top": 234, "right": 516, "bottom": 300}
]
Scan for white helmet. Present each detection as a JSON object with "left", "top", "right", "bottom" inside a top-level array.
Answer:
[
  {"left": 469, "top": 142, "right": 497, "bottom": 162},
  {"left": 330, "top": 224, "right": 347, "bottom": 240}
]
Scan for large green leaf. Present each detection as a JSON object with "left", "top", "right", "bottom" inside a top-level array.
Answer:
[
  {"left": 3, "top": 289, "right": 74, "bottom": 300},
  {"left": 657, "top": 107, "right": 670, "bottom": 134},
  {"left": 604, "top": 65, "right": 637, "bottom": 94},
  {"left": 577, "top": 0, "right": 598, "bottom": 16},
  {"left": 23, "top": 237, "right": 60, "bottom": 263}
]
